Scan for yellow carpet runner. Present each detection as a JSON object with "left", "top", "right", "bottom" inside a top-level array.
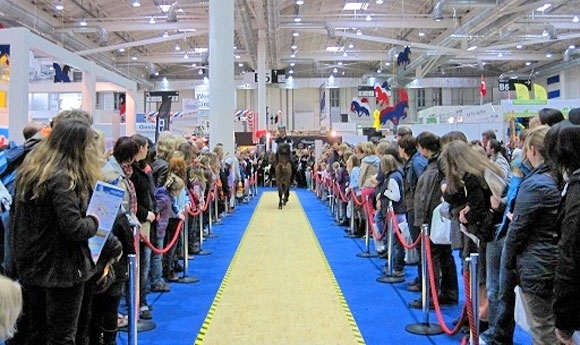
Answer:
[{"left": 195, "top": 191, "right": 364, "bottom": 345}]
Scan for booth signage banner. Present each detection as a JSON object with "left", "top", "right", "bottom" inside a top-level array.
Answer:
[
  {"left": 461, "top": 104, "right": 501, "bottom": 123},
  {"left": 502, "top": 99, "right": 580, "bottom": 119},
  {"left": 182, "top": 98, "right": 198, "bottom": 113},
  {"left": 194, "top": 86, "right": 210, "bottom": 110},
  {"left": 136, "top": 123, "right": 156, "bottom": 132}
]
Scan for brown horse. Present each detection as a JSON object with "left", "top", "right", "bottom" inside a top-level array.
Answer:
[{"left": 275, "top": 143, "right": 292, "bottom": 209}]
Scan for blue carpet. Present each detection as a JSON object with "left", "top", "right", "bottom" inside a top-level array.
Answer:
[
  {"left": 296, "top": 188, "right": 532, "bottom": 345},
  {"left": 125, "top": 187, "right": 531, "bottom": 345}
]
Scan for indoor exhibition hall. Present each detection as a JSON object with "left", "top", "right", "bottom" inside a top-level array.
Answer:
[{"left": 0, "top": 0, "right": 579, "bottom": 345}]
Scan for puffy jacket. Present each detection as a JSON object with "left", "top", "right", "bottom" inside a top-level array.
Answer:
[
  {"left": 358, "top": 154, "right": 380, "bottom": 190},
  {"left": 504, "top": 163, "right": 561, "bottom": 297},
  {"left": 554, "top": 170, "right": 580, "bottom": 331},
  {"left": 12, "top": 175, "right": 98, "bottom": 287},
  {"left": 151, "top": 158, "right": 169, "bottom": 188}
]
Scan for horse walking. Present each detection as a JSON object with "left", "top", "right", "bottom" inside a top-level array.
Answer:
[{"left": 275, "top": 143, "right": 292, "bottom": 209}]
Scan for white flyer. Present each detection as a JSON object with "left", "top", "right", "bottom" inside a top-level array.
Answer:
[{"left": 87, "top": 181, "right": 125, "bottom": 264}]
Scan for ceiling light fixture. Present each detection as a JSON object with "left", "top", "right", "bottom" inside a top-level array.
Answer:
[
  {"left": 238, "top": 63, "right": 244, "bottom": 67},
  {"left": 356, "top": 29, "right": 362, "bottom": 35},
  {"left": 376, "top": 0, "right": 384, "bottom": 3},
  {"left": 516, "top": 44, "right": 523, "bottom": 49},
  {"left": 467, "top": 45, "right": 477, "bottom": 51},
  {"left": 198, "top": 69, "right": 203, "bottom": 75},
  {"left": 525, "top": 61, "right": 532, "bottom": 66},
  {"left": 132, "top": 0, "right": 141, "bottom": 7},
  {"left": 333, "top": 67, "right": 338, "bottom": 73},
  {"left": 294, "top": 16, "right": 302, "bottom": 22},
  {"left": 235, "top": 54, "right": 241, "bottom": 59},
  {"left": 348, "top": 42, "right": 354, "bottom": 49},
  {"left": 418, "top": 29, "right": 426, "bottom": 37},
  {"left": 289, "top": 69, "right": 294, "bottom": 74},
  {"left": 162, "top": 31, "right": 169, "bottom": 38},
  {"left": 290, "top": 53, "right": 296, "bottom": 58},
  {"left": 174, "top": 44, "right": 181, "bottom": 51},
  {"left": 337, "top": 61, "right": 343, "bottom": 65},
  {"left": 291, "top": 43, "right": 298, "bottom": 50},
  {"left": 159, "top": 3, "right": 171, "bottom": 12},
  {"left": 290, "top": 62, "right": 295, "bottom": 66},
  {"left": 118, "top": 48, "right": 125, "bottom": 52},
  {"left": 293, "top": 31, "right": 299, "bottom": 37},
  {"left": 131, "top": 54, "right": 138, "bottom": 61},
  {"left": 342, "top": 51, "right": 348, "bottom": 57},
  {"left": 570, "top": 44, "right": 576, "bottom": 49},
  {"left": 536, "top": 3, "right": 551, "bottom": 12},
  {"left": 497, "top": 52, "right": 503, "bottom": 57},
  {"left": 79, "top": 17, "right": 88, "bottom": 27},
  {"left": 55, "top": 0, "right": 64, "bottom": 11},
  {"left": 546, "top": 52, "right": 552, "bottom": 58},
  {"left": 183, "top": 53, "right": 189, "bottom": 59},
  {"left": 385, "top": 62, "right": 390, "bottom": 66},
  {"left": 149, "top": 17, "right": 156, "bottom": 24},
  {"left": 573, "top": 15, "right": 580, "bottom": 23},
  {"left": 365, "top": 14, "right": 372, "bottom": 21},
  {"left": 343, "top": 2, "right": 368, "bottom": 11},
  {"left": 296, "top": 0, "right": 304, "bottom": 4}
]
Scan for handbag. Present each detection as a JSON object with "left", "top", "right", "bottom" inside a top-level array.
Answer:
[{"left": 430, "top": 202, "right": 452, "bottom": 245}]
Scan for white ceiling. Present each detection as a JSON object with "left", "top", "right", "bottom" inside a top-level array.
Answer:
[{"left": 2, "top": 0, "right": 579, "bottom": 87}]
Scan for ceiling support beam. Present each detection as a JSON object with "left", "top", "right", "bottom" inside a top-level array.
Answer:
[{"left": 76, "top": 31, "right": 207, "bottom": 55}]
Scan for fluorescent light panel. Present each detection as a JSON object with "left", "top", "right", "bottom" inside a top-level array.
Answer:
[{"left": 343, "top": 2, "right": 369, "bottom": 11}]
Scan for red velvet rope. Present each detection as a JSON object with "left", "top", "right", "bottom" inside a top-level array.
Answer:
[
  {"left": 139, "top": 218, "right": 184, "bottom": 255},
  {"left": 334, "top": 182, "right": 350, "bottom": 203},
  {"left": 424, "top": 236, "right": 468, "bottom": 336},
  {"left": 389, "top": 209, "right": 422, "bottom": 250}
]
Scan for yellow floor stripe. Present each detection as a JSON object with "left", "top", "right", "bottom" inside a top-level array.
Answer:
[{"left": 194, "top": 191, "right": 365, "bottom": 345}]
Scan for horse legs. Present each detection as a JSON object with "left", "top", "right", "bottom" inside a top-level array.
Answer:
[
  {"left": 278, "top": 188, "right": 283, "bottom": 209},
  {"left": 283, "top": 185, "right": 290, "bottom": 205}
]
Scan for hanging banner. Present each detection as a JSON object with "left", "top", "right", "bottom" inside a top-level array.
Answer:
[
  {"left": 460, "top": 103, "right": 501, "bottom": 123},
  {"left": 501, "top": 99, "right": 580, "bottom": 119}
]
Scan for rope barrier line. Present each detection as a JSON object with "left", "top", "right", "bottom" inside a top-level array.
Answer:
[
  {"left": 424, "top": 236, "right": 467, "bottom": 336},
  {"left": 389, "top": 209, "right": 422, "bottom": 250},
  {"left": 140, "top": 218, "right": 184, "bottom": 255},
  {"left": 362, "top": 197, "right": 387, "bottom": 241}
]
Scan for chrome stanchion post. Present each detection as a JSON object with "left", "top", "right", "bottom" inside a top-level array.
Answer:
[
  {"left": 469, "top": 253, "right": 480, "bottom": 344},
  {"left": 205, "top": 193, "right": 218, "bottom": 238},
  {"left": 406, "top": 224, "right": 443, "bottom": 335},
  {"left": 377, "top": 206, "right": 405, "bottom": 284},
  {"left": 356, "top": 196, "right": 378, "bottom": 258},
  {"left": 197, "top": 212, "right": 211, "bottom": 255},
  {"left": 214, "top": 187, "right": 221, "bottom": 224},
  {"left": 127, "top": 254, "right": 138, "bottom": 345},
  {"left": 344, "top": 198, "right": 358, "bottom": 238},
  {"left": 177, "top": 214, "right": 200, "bottom": 284}
]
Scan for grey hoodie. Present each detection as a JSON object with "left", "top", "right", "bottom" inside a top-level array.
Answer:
[{"left": 358, "top": 154, "right": 380, "bottom": 189}]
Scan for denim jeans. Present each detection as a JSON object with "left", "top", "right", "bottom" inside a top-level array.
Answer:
[
  {"left": 482, "top": 240, "right": 517, "bottom": 345},
  {"left": 390, "top": 213, "right": 407, "bottom": 272},
  {"left": 140, "top": 242, "right": 151, "bottom": 305},
  {"left": 520, "top": 291, "right": 558, "bottom": 345},
  {"left": 407, "top": 210, "right": 422, "bottom": 283},
  {"left": 149, "top": 236, "right": 164, "bottom": 286},
  {"left": 485, "top": 238, "right": 504, "bottom": 327}
]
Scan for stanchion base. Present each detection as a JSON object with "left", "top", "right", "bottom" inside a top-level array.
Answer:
[
  {"left": 405, "top": 322, "right": 443, "bottom": 336},
  {"left": 376, "top": 275, "right": 406, "bottom": 284},
  {"left": 176, "top": 276, "right": 200, "bottom": 284},
  {"left": 205, "top": 233, "right": 219, "bottom": 239},
  {"left": 196, "top": 249, "right": 212, "bottom": 256},
  {"left": 119, "top": 319, "right": 157, "bottom": 333},
  {"left": 356, "top": 252, "right": 378, "bottom": 258},
  {"left": 344, "top": 233, "right": 359, "bottom": 238}
]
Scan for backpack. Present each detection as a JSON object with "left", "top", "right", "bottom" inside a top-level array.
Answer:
[{"left": 0, "top": 143, "right": 30, "bottom": 211}]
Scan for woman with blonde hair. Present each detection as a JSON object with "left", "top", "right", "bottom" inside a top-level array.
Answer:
[
  {"left": 151, "top": 132, "right": 176, "bottom": 188},
  {"left": 0, "top": 275, "right": 22, "bottom": 342},
  {"left": 11, "top": 119, "right": 102, "bottom": 344}
]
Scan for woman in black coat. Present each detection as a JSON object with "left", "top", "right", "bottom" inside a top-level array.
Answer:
[
  {"left": 546, "top": 122, "right": 580, "bottom": 345},
  {"left": 11, "top": 119, "right": 102, "bottom": 344}
]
